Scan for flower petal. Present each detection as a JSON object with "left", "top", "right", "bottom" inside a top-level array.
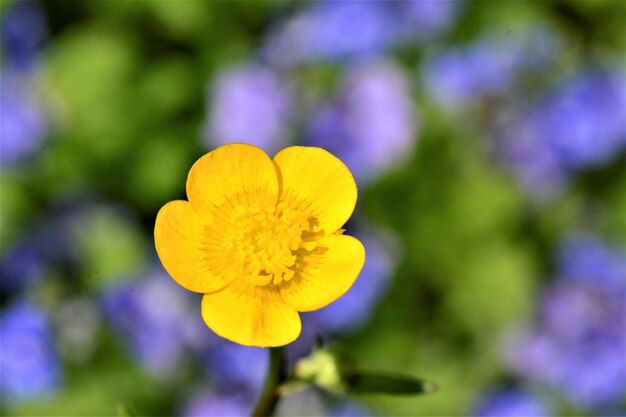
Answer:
[
  {"left": 279, "top": 234, "right": 366, "bottom": 312},
  {"left": 187, "top": 143, "right": 279, "bottom": 218},
  {"left": 155, "top": 200, "right": 233, "bottom": 293},
  {"left": 273, "top": 146, "right": 357, "bottom": 233},
  {"left": 201, "top": 280, "right": 301, "bottom": 347}
]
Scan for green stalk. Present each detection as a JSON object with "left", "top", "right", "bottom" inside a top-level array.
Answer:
[{"left": 251, "top": 346, "right": 287, "bottom": 417}]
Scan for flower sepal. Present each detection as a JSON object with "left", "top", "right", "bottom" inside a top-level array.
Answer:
[
  {"left": 342, "top": 371, "right": 439, "bottom": 396},
  {"left": 291, "top": 344, "right": 438, "bottom": 396}
]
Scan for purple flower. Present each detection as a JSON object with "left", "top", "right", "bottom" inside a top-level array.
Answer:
[
  {"left": 423, "top": 26, "right": 561, "bottom": 110},
  {"left": 0, "top": 210, "right": 82, "bottom": 293},
  {"left": 424, "top": 43, "right": 518, "bottom": 110},
  {"left": 472, "top": 389, "right": 549, "bottom": 417},
  {"left": 0, "top": 74, "right": 47, "bottom": 165},
  {"left": 101, "top": 270, "right": 214, "bottom": 378},
  {"left": 264, "top": 2, "right": 396, "bottom": 67},
  {"left": 203, "top": 64, "right": 291, "bottom": 155},
  {"left": 559, "top": 333, "right": 625, "bottom": 408},
  {"left": 558, "top": 233, "right": 626, "bottom": 292},
  {"left": 181, "top": 391, "right": 252, "bottom": 417},
  {"left": 511, "top": 328, "right": 626, "bottom": 408},
  {"left": 503, "top": 236, "right": 626, "bottom": 408},
  {"left": 0, "top": 240, "right": 46, "bottom": 292},
  {"left": 1, "top": 1, "right": 47, "bottom": 70},
  {"left": 538, "top": 73, "right": 626, "bottom": 168},
  {"left": 307, "top": 59, "right": 418, "bottom": 183},
  {"left": 423, "top": 49, "right": 480, "bottom": 109},
  {"left": 329, "top": 402, "right": 372, "bottom": 417},
  {"left": 494, "top": 107, "right": 569, "bottom": 200},
  {"left": 204, "top": 342, "right": 267, "bottom": 396},
  {"left": 400, "top": 0, "right": 460, "bottom": 39},
  {"left": 0, "top": 302, "right": 61, "bottom": 402},
  {"left": 541, "top": 284, "right": 607, "bottom": 340},
  {"left": 494, "top": 71, "right": 625, "bottom": 198},
  {"left": 506, "top": 279, "right": 625, "bottom": 408},
  {"left": 30, "top": 213, "right": 76, "bottom": 267}
]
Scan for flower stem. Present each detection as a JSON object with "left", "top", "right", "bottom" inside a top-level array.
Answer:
[{"left": 252, "top": 346, "right": 287, "bottom": 417}]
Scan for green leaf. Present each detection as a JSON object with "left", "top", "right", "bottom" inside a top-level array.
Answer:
[
  {"left": 116, "top": 403, "right": 135, "bottom": 417},
  {"left": 344, "top": 372, "right": 438, "bottom": 396}
]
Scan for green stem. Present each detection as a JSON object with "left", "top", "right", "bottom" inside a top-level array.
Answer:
[{"left": 251, "top": 346, "right": 287, "bottom": 417}]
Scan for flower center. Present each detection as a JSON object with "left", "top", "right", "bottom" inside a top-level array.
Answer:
[{"left": 223, "top": 199, "right": 324, "bottom": 286}]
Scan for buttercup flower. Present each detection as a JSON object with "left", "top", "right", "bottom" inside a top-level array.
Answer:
[{"left": 154, "top": 144, "right": 365, "bottom": 347}]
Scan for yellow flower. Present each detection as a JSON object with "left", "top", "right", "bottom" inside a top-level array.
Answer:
[{"left": 154, "top": 144, "right": 365, "bottom": 347}]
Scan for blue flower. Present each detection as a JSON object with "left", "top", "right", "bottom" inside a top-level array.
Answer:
[
  {"left": 30, "top": 212, "right": 76, "bottom": 267},
  {"left": 504, "top": 236, "right": 625, "bottom": 408},
  {"left": 203, "top": 342, "right": 267, "bottom": 396},
  {"left": 495, "top": 107, "right": 569, "bottom": 199},
  {"left": 558, "top": 332, "right": 625, "bottom": 408},
  {"left": 424, "top": 42, "right": 518, "bottom": 110},
  {"left": 306, "top": 60, "right": 418, "bottom": 183},
  {"left": 181, "top": 391, "right": 252, "bottom": 417},
  {"left": 329, "top": 402, "right": 372, "bottom": 417},
  {"left": 203, "top": 64, "right": 291, "bottom": 155},
  {"left": 423, "top": 26, "right": 561, "bottom": 110},
  {"left": 497, "top": 72, "right": 625, "bottom": 198},
  {"left": 558, "top": 233, "right": 626, "bottom": 292},
  {"left": 101, "top": 270, "right": 214, "bottom": 378},
  {"left": 1, "top": 1, "right": 47, "bottom": 71},
  {"left": 0, "top": 74, "right": 47, "bottom": 165},
  {"left": 0, "top": 239, "right": 46, "bottom": 293},
  {"left": 472, "top": 389, "right": 549, "bottom": 417},
  {"left": 0, "top": 302, "right": 61, "bottom": 402},
  {"left": 423, "top": 48, "right": 484, "bottom": 109},
  {"left": 506, "top": 280, "right": 625, "bottom": 408},
  {"left": 400, "top": 0, "right": 461, "bottom": 39},
  {"left": 264, "top": 2, "right": 396, "bottom": 67},
  {"left": 512, "top": 325, "right": 625, "bottom": 408},
  {"left": 538, "top": 73, "right": 626, "bottom": 168}
]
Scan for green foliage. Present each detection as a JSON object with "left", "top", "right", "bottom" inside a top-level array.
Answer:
[
  {"left": 73, "top": 206, "right": 148, "bottom": 289},
  {"left": 10, "top": 357, "right": 167, "bottom": 417},
  {"left": 345, "top": 373, "right": 437, "bottom": 396},
  {"left": 2, "top": 1, "right": 623, "bottom": 416},
  {"left": 0, "top": 174, "right": 36, "bottom": 250}
]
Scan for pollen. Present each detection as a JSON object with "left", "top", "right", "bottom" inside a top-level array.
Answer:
[{"left": 218, "top": 198, "right": 325, "bottom": 286}]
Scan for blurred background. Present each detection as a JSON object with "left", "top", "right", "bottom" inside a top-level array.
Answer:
[{"left": 1, "top": 0, "right": 624, "bottom": 416}]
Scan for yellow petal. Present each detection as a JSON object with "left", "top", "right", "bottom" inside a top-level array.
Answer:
[
  {"left": 187, "top": 143, "right": 279, "bottom": 218},
  {"left": 273, "top": 146, "right": 357, "bottom": 233},
  {"left": 154, "top": 200, "right": 233, "bottom": 293},
  {"left": 279, "top": 234, "right": 365, "bottom": 312},
  {"left": 201, "top": 280, "right": 301, "bottom": 347}
]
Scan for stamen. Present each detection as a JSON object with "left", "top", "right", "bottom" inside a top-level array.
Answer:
[{"left": 217, "top": 196, "right": 325, "bottom": 286}]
